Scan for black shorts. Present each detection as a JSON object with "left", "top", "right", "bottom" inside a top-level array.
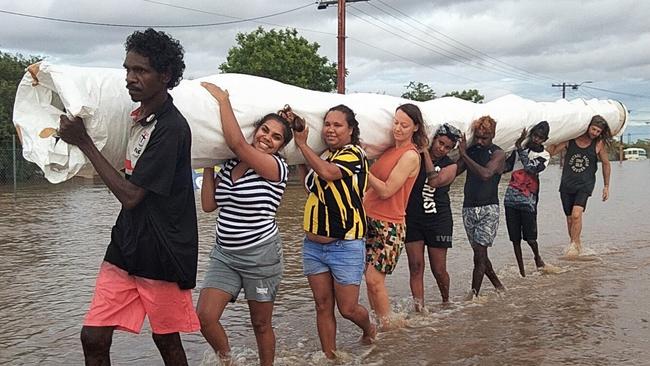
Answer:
[
  {"left": 560, "top": 191, "right": 590, "bottom": 216},
  {"left": 504, "top": 206, "right": 537, "bottom": 242},
  {"left": 405, "top": 210, "right": 453, "bottom": 248}
]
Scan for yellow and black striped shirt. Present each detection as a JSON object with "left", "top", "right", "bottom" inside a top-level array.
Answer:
[{"left": 303, "top": 144, "right": 368, "bottom": 239}]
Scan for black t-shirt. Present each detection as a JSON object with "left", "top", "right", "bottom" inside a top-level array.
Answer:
[
  {"left": 559, "top": 139, "right": 598, "bottom": 195},
  {"left": 406, "top": 154, "right": 455, "bottom": 218},
  {"left": 104, "top": 96, "right": 198, "bottom": 289},
  {"left": 463, "top": 144, "right": 503, "bottom": 207}
]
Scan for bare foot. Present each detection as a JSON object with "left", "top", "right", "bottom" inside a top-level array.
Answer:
[
  {"left": 413, "top": 298, "right": 424, "bottom": 312},
  {"left": 218, "top": 351, "right": 236, "bottom": 366},
  {"left": 565, "top": 242, "right": 580, "bottom": 257},
  {"left": 378, "top": 316, "right": 407, "bottom": 332},
  {"left": 464, "top": 289, "right": 478, "bottom": 301},
  {"left": 360, "top": 323, "right": 377, "bottom": 345}
]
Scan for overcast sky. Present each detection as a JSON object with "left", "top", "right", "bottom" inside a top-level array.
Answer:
[{"left": 1, "top": 0, "right": 649, "bottom": 132}]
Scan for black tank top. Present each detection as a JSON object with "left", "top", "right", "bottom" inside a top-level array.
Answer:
[
  {"left": 560, "top": 139, "right": 598, "bottom": 195},
  {"left": 463, "top": 144, "right": 502, "bottom": 207},
  {"left": 406, "top": 154, "right": 454, "bottom": 217}
]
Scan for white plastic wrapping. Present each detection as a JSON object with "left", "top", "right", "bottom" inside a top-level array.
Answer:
[{"left": 13, "top": 61, "right": 628, "bottom": 183}]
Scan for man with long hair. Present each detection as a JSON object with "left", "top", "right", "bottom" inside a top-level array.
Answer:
[{"left": 547, "top": 115, "right": 612, "bottom": 257}]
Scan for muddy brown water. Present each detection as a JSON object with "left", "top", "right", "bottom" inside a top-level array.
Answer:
[{"left": 1, "top": 162, "right": 649, "bottom": 365}]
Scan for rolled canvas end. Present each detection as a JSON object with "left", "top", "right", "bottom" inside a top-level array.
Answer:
[{"left": 27, "top": 62, "right": 41, "bottom": 86}]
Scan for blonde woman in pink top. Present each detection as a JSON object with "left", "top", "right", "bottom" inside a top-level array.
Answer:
[{"left": 364, "top": 103, "right": 428, "bottom": 330}]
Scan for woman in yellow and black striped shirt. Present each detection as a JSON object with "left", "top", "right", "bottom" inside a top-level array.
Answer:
[{"left": 294, "top": 104, "right": 375, "bottom": 359}]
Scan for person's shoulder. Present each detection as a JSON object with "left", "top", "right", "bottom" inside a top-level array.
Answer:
[
  {"left": 439, "top": 155, "right": 455, "bottom": 166},
  {"left": 272, "top": 153, "right": 289, "bottom": 168},
  {"left": 339, "top": 144, "right": 366, "bottom": 158},
  {"left": 402, "top": 149, "right": 420, "bottom": 163},
  {"left": 158, "top": 102, "right": 189, "bottom": 130}
]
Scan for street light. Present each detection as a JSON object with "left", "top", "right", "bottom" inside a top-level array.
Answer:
[{"left": 571, "top": 80, "right": 593, "bottom": 90}]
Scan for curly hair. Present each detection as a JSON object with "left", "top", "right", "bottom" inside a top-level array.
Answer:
[
  {"left": 325, "top": 104, "right": 361, "bottom": 145},
  {"left": 471, "top": 115, "right": 497, "bottom": 137},
  {"left": 253, "top": 113, "right": 293, "bottom": 148},
  {"left": 124, "top": 28, "right": 185, "bottom": 89},
  {"left": 396, "top": 103, "right": 429, "bottom": 149}
]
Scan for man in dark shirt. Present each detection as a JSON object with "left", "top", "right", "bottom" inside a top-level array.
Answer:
[
  {"left": 547, "top": 115, "right": 612, "bottom": 257},
  {"left": 457, "top": 116, "right": 506, "bottom": 298},
  {"left": 58, "top": 28, "right": 199, "bottom": 365}
]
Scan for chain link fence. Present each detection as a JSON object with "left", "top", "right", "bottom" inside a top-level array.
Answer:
[{"left": 0, "top": 135, "right": 45, "bottom": 189}]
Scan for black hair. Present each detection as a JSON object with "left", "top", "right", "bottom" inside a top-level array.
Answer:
[
  {"left": 253, "top": 113, "right": 293, "bottom": 148},
  {"left": 325, "top": 104, "right": 361, "bottom": 145},
  {"left": 396, "top": 103, "right": 428, "bottom": 149},
  {"left": 529, "top": 120, "right": 550, "bottom": 141},
  {"left": 124, "top": 28, "right": 185, "bottom": 89}
]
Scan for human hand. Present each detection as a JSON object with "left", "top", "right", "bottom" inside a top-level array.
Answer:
[
  {"left": 422, "top": 145, "right": 431, "bottom": 156},
  {"left": 200, "top": 82, "right": 229, "bottom": 103},
  {"left": 279, "top": 105, "right": 305, "bottom": 132},
  {"left": 58, "top": 115, "right": 89, "bottom": 147},
  {"left": 602, "top": 186, "right": 609, "bottom": 201},
  {"left": 293, "top": 125, "right": 310, "bottom": 147},
  {"left": 515, "top": 128, "right": 527, "bottom": 149},
  {"left": 458, "top": 133, "right": 467, "bottom": 155}
]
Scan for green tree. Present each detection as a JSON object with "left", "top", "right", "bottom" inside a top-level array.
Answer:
[
  {"left": 401, "top": 81, "right": 436, "bottom": 101},
  {"left": 1, "top": 52, "right": 41, "bottom": 141},
  {"left": 1, "top": 52, "right": 43, "bottom": 184},
  {"left": 443, "top": 89, "right": 485, "bottom": 103},
  {"left": 219, "top": 27, "right": 338, "bottom": 92}
]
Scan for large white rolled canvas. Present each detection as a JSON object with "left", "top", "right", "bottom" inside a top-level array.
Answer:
[{"left": 13, "top": 61, "right": 628, "bottom": 183}]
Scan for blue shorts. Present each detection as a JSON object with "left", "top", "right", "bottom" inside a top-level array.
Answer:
[{"left": 302, "top": 237, "right": 365, "bottom": 286}]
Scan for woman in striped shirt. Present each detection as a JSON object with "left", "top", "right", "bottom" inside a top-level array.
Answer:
[
  {"left": 294, "top": 104, "right": 376, "bottom": 359},
  {"left": 197, "top": 82, "right": 292, "bottom": 366}
]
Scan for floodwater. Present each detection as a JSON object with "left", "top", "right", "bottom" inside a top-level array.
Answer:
[{"left": 1, "top": 161, "right": 649, "bottom": 365}]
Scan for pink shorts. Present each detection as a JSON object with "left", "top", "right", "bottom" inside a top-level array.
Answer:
[{"left": 83, "top": 261, "right": 200, "bottom": 334}]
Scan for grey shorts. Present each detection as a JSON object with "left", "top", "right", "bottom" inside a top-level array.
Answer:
[
  {"left": 462, "top": 204, "right": 500, "bottom": 247},
  {"left": 202, "top": 232, "right": 283, "bottom": 302}
]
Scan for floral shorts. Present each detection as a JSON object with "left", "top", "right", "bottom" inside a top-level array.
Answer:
[{"left": 365, "top": 217, "right": 406, "bottom": 275}]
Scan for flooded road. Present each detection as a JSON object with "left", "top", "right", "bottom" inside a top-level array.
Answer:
[{"left": 1, "top": 162, "right": 649, "bottom": 365}]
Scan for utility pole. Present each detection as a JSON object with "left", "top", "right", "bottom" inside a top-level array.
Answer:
[
  {"left": 552, "top": 81, "right": 593, "bottom": 99},
  {"left": 317, "top": 0, "right": 369, "bottom": 94}
]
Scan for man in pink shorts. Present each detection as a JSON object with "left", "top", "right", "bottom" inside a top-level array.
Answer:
[{"left": 59, "top": 28, "right": 199, "bottom": 365}]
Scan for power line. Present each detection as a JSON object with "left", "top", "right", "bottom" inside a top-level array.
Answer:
[
  {"left": 365, "top": 1, "right": 549, "bottom": 83},
  {"left": 345, "top": 35, "right": 518, "bottom": 95},
  {"left": 140, "top": 0, "right": 336, "bottom": 36},
  {"left": 582, "top": 85, "right": 650, "bottom": 100},
  {"left": 0, "top": 3, "right": 315, "bottom": 28},
  {"left": 348, "top": 5, "right": 544, "bottom": 83},
  {"left": 374, "top": 0, "right": 559, "bottom": 82},
  {"left": 346, "top": 35, "right": 479, "bottom": 83}
]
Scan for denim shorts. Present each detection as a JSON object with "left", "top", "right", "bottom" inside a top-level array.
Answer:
[{"left": 302, "top": 237, "right": 365, "bottom": 286}]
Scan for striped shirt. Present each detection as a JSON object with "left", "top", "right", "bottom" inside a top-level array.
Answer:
[
  {"left": 303, "top": 144, "right": 368, "bottom": 240},
  {"left": 215, "top": 155, "right": 288, "bottom": 250}
]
